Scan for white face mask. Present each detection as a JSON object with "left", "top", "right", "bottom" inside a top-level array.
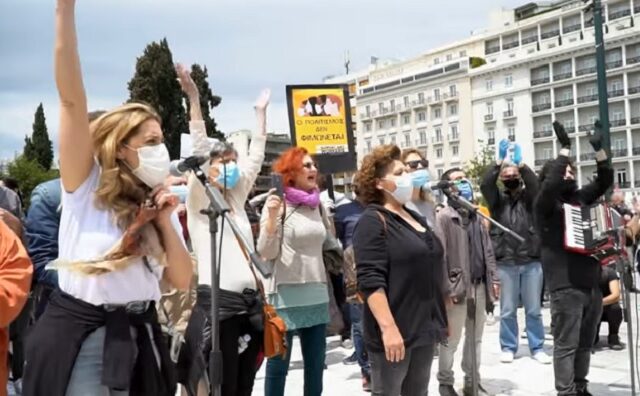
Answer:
[
  {"left": 383, "top": 173, "right": 413, "bottom": 205},
  {"left": 129, "top": 144, "right": 171, "bottom": 188}
]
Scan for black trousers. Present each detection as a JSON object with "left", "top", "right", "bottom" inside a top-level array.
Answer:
[
  {"left": 595, "top": 304, "right": 623, "bottom": 342},
  {"left": 219, "top": 314, "right": 262, "bottom": 396},
  {"left": 550, "top": 287, "right": 602, "bottom": 396}
]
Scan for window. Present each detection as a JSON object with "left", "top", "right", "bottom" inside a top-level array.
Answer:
[
  {"left": 434, "top": 108, "right": 442, "bottom": 119},
  {"left": 561, "top": 90, "right": 572, "bottom": 101},
  {"left": 506, "top": 98, "right": 514, "bottom": 112},
  {"left": 434, "top": 89, "right": 441, "bottom": 101},
  {"left": 417, "top": 111, "right": 427, "bottom": 122},
  {"left": 586, "top": 86, "right": 597, "bottom": 96},
  {"left": 449, "top": 104, "right": 458, "bottom": 116},
  {"left": 459, "top": 50, "right": 467, "bottom": 57},
  {"left": 446, "top": 54, "right": 453, "bottom": 61},
  {"left": 612, "top": 111, "right": 624, "bottom": 121},
  {"left": 365, "top": 105, "right": 371, "bottom": 116},
  {"left": 508, "top": 125, "right": 516, "bottom": 141},
  {"left": 435, "top": 127, "right": 443, "bottom": 141},
  {"left": 437, "top": 168, "right": 444, "bottom": 178},
  {"left": 379, "top": 137, "right": 385, "bottom": 146},
  {"left": 404, "top": 133, "right": 411, "bottom": 147},
  {"left": 487, "top": 128, "right": 495, "bottom": 141},
  {"left": 451, "top": 124, "right": 459, "bottom": 139},
  {"left": 365, "top": 122, "right": 372, "bottom": 132},
  {"left": 613, "top": 138, "right": 626, "bottom": 150},
  {"left": 418, "top": 93, "right": 425, "bottom": 103},
  {"left": 390, "top": 99, "right": 396, "bottom": 111},
  {"left": 419, "top": 129, "right": 427, "bottom": 145},
  {"left": 378, "top": 120, "right": 386, "bottom": 129},
  {"left": 378, "top": 103, "right": 384, "bottom": 112},
  {"left": 542, "top": 123, "right": 551, "bottom": 132},
  {"left": 390, "top": 134, "right": 397, "bottom": 145},
  {"left": 390, "top": 118, "right": 397, "bottom": 127},
  {"left": 539, "top": 94, "right": 550, "bottom": 104},
  {"left": 449, "top": 85, "right": 457, "bottom": 96},
  {"left": 610, "top": 81, "right": 622, "bottom": 92},
  {"left": 487, "top": 102, "right": 494, "bottom": 115},
  {"left": 365, "top": 139, "right": 372, "bottom": 153},
  {"left": 542, "top": 148, "right": 552, "bottom": 159},
  {"left": 434, "top": 57, "right": 440, "bottom": 65},
  {"left": 617, "top": 168, "right": 627, "bottom": 185},
  {"left": 505, "top": 74, "right": 513, "bottom": 87},
  {"left": 403, "top": 114, "right": 411, "bottom": 125},
  {"left": 451, "top": 145, "right": 459, "bottom": 156},
  {"left": 403, "top": 96, "right": 409, "bottom": 107},
  {"left": 486, "top": 79, "right": 494, "bottom": 91},
  {"left": 436, "top": 148, "right": 443, "bottom": 158}
]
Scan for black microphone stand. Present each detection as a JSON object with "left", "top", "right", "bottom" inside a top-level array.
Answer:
[
  {"left": 443, "top": 189, "right": 526, "bottom": 396},
  {"left": 186, "top": 163, "right": 272, "bottom": 396}
]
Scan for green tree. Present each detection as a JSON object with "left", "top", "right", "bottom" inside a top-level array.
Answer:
[
  {"left": 25, "top": 103, "right": 54, "bottom": 170},
  {"left": 128, "top": 38, "right": 188, "bottom": 159},
  {"left": 7, "top": 155, "right": 59, "bottom": 209},
  {"left": 464, "top": 145, "right": 496, "bottom": 205},
  {"left": 188, "top": 63, "right": 224, "bottom": 140}
]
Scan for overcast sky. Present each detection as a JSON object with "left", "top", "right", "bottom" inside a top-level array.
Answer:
[{"left": 0, "top": 0, "right": 525, "bottom": 161}]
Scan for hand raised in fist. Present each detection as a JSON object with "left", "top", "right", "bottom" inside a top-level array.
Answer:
[{"left": 553, "top": 121, "right": 571, "bottom": 149}]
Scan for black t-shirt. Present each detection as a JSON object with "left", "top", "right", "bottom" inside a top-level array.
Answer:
[
  {"left": 600, "top": 266, "right": 619, "bottom": 297},
  {"left": 353, "top": 204, "right": 448, "bottom": 353}
]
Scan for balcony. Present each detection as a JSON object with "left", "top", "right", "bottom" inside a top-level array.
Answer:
[
  {"left": 563, "top": 24, "right": 581, "bottom": 34},
  {"left": 612, "top": 148, "right": 628, "bottom": 158},
  {"left": 532, "top": 103, "right": 552, "bottom": 112},
  {"left": 633, "top": 147, "right": 640, "bottom": 155},
  {"left": 609, "top": 9, "right": 631, "bottom": 20},
  {"left": 554, "top": 72, "right": 572, "bottom": 81},
  {"left": 531, "top": 77, "right": 550, "bottom": 86},
  {"left": 580, "top": 152, "right": 596, "bottom": 161},
  {"left": 631, "top": 117, "right": 640, "bottom": 125},
  {"left": 555, "top": 98, "right": 574, "bottom": 108},
  {"left": 576, "top": 66, "right": 596, "bottom": 76},
  {"left": 565, "top": 126, "right": 576, "bottom": 134},
  {"left": 619, "top": 181, "right": 631, "bottom": 189},
  {"left": 486, "top": 46, "right": 500, "bottom": 55},
  {"left": 444, "top": 92, "right": 459, "bottom": 101},
  {"left": 503, "top": 41, "right": 519, "bottom": 50},
  {"left": 541, "top": 29, "right": 560, "bottom": 39},
  {"left": 484, "top": 114, "right": 495, "bottom": 122},
  {"left": 608, "top": 89, "right": 625, "bottom": 98},
  {"left": 578, "top": 93, "right": 599, "bottom": 103},
  {"left": 628, "top": 56, "right": 640, "bottom": 65},
  {"left": 412, "top": 99, "right": 426, "bottom": 108},
  {"left": 606, "top": 60, "right": 623, "bottom": 70},
  {"left": 431, "top": 136, "right": 444, "bottom": 144},
  {"left": 579, "top": 124, "right": 593, "bottom": 132},
  {"left": 533, "top": 130, "right": 553, "bottom": 138},
  {"left": 522, "top": 35, "right": 538, "bottom": 45},
  {"left": 503, "top": 110, "right": 515, "bottom": 118},
  {"left": 487, "top": 138, "right": 496, "bottom": 145},
  {"left": 611, "top": 118, "right": 626, "bottom": 127},
  {"left": 629, "top": 86, "right": 640, "bottom": 95},
  {"left": 448, "top": 134, "right": 460, "bottom": 142}
]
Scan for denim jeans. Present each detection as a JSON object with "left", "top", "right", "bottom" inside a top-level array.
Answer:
[
  {"left": 550, "top": 287, "right": 602, "bottom": 396},
  {"left": 349, "top": 303, "right": 370, "bottom": 377},
  {"left": 369, "top": 344, "right": 435, "bottom": 396},
  {"left": 497, "top": 261, "right": 545, "bottom": 354},
  {"left": 265, "top": 324, "right": 326, "bottom": 396}
]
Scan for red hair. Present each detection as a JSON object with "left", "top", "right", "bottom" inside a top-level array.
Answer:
[{"left": 273, "top": 147, "right": 309, "bottom": 187}]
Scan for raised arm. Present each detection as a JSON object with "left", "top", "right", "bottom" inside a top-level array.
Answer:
[
  {"left": 176, "top": 63, "right": 209, "bottom": 157},
  {"left": 480, "top": 164, "right": 501, "bottom": 212},
  {"left": 55, "top": 0, "right": 93, "bottom": 192},
  {"left": 519, "top": 163, "right": 539, "bottom": 207},
  {"left": 238, "top": 90, "right": 270, "bottom": 186}
]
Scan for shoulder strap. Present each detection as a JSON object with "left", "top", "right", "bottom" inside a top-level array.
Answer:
[{"left": 233, "top": 232, "right": 268, "bottom": 301}]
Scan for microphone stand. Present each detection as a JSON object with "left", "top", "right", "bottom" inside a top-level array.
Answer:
[
  {"left": 443, "top": 190, "right": 526, "bottom": 396},
  {"left": 186, "top": 164, "right": 273, "bottom": 396}
]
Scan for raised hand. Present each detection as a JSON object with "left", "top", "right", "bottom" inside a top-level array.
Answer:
[
  {"left": 589, "top": 120, "right": 603, "bottom": 152},
  {"left": 498, "top": 139, "right": 510, "bottom": 161},
  {"left": 553, "top": 121, "right": 571, "bottom": 149},
  {"left": 176, "top": 63, "right": 199, "bottom": 99},
  {"left": 255, "top": 89, "right": 271, "bottom": 111},
  {"left": 513, "top": 143, "right": 522, "bottom": 165}
]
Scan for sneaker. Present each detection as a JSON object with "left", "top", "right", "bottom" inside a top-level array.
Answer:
[
  {"left": 500, "top": 351, "right": 514, "bottom": 363},
  {"left": 342, "top": 352, "right": 358, "bottom": 365},
  {"left": 439, "top": 384, "right": 459, "bottom": 396},
  {"left": 341, "top": 338, "right": 354, "bottom": 349},
  {"left": 463, "top": 383, "right": 489, "bottom": 396},
  {"left": 486, "top": 313, "right": 496, "bottom": 326},
  {"left": 362, "top": 374, "right": 371, "bottom": 392},
  {"left": 532, "top": 351, "right": 552, "bottom": 365}
]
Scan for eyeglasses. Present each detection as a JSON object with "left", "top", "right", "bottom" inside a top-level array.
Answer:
[
  {"left": 302, "top": 162, "right": 317, "bottom": 170},
  {"left": 405, "top": 159, "right": 429, "bottom": 169}
]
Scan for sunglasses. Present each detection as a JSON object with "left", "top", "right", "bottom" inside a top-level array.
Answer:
[
  {"left": 405, "top": 159, "right": 429, "bottom": 169},
  {"left": 302, "top": 162, "right": 318, "bottom": 170}
]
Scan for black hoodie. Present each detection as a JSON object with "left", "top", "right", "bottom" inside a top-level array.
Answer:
[{"left": 534, "top": 155, "right": 613, "bottom": 291}]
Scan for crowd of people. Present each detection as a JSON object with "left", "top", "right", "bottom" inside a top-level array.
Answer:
[{"left": 1, "top": 1, "right": 638, "bottom": 396}]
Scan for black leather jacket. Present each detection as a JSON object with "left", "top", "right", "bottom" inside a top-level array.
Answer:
[{"left": 480, "top": 163, "right": 540, "bottom": 265}]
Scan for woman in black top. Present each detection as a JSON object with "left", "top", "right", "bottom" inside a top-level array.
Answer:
[{"left": 352, "top": 144, "right": 448, "bottom": 396}]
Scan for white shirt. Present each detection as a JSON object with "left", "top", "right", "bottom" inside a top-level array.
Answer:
[{"left": 58, "top": 165, "right": 183, "bottom": 305}]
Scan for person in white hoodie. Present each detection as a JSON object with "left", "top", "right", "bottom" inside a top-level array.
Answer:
[{"left": 176, "top": 65, "right": 271, "bottom": 396}]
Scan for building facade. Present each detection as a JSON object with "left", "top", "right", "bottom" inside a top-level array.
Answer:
[{"left": 470, "top": 0, "right": 640, "bottom": 191}]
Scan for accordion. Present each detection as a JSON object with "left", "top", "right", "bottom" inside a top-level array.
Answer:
[{"left": 563, "top": 203, "right": 619, "bottom": 259}]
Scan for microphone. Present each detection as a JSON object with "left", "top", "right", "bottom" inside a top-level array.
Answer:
[
  {"left": 423, "top": 180, "right": 454, "bottom": 191},
  {"left": 169, "top": 155, "right": 209, "bottom": 176}
]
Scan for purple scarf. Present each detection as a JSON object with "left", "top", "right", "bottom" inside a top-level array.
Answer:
[{"left": 284, "top": 186, "right": 320, "bottom": 208}]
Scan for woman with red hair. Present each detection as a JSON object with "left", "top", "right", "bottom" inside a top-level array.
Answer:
[{"left": 257, "top": 147, "right": 332, "bottom": 396}]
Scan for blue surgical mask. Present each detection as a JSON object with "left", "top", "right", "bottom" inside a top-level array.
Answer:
[
  {"left": 411, "top": 169, "right": 430, "bottom": 188},
  {"left": 216, "top": 162, "right": 240, "bottom": 190},
  {"left": 454, "top": 179, "right": 474, "bottom": 201},
  {"left": 169, "top": 185, "right": 188, "bottom": 204}
]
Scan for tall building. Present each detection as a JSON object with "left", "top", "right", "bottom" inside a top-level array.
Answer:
[{"left": 470, "top": 0, "right": 640, "bottom": 190}]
